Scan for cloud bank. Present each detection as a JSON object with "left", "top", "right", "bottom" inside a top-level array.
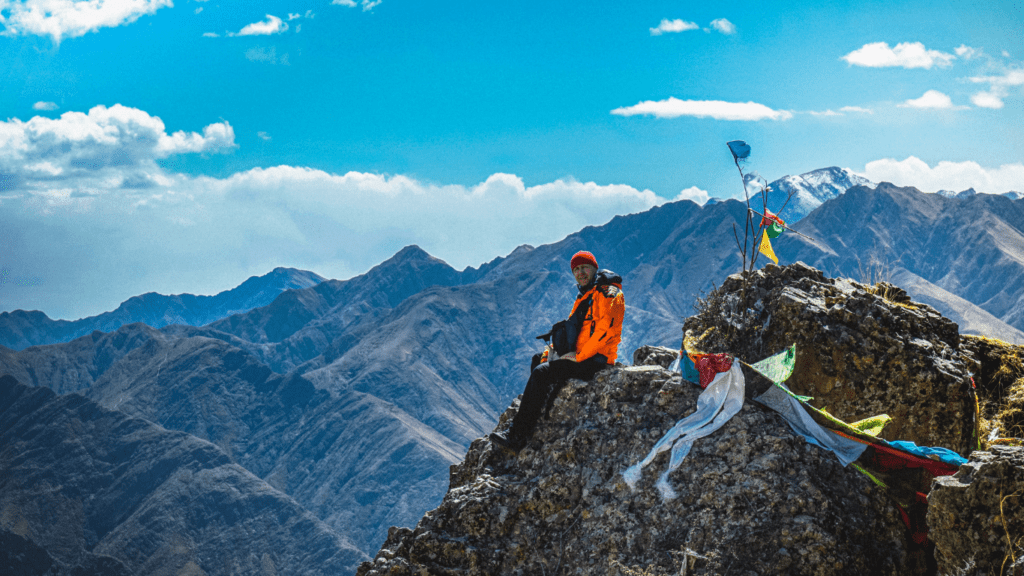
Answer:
[
  {"left": 611, "top": 98, "right": 792, "bottom": 121},
  {"left": 862, "top": 156, "right": 1024, "bottom": 195},
  {"left": 0, "top": 0, "right": 173, "bottom": 43},
  {"left": 0, "top": 106, "right": 676, "bottom": 319},
  {"left": 0, "top": 104, "right": 235, "bottom": 202}
]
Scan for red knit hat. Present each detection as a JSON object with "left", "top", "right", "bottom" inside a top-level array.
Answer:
[{"left": 569, "top": 250, "right": 598, "bottom": 271}]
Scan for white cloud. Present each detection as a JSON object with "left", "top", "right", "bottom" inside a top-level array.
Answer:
[
  {"left": 861, "top": 156, "right": 1024, "bottom": 194},
  {"left": 611, "top": 97, "right": 792, "bottom": 121},
  {"left": 839, "top": 105, "right": 873, "bottom": 114},
  {"left": 649, "top": 18, "right": 698, "bottom": 36},
  {"left": 0, "top": 0, "right": 173, "bottom": 43},
  {"left": 0, "top": 105, "right": 235, "bottom": 198},
  {"left": 971, "top": 89, "right": 1005, "bottom": 109},
  {"left": 709, "top": 18, "right": 735, "bottom": 35},
  {"left": 898, "top": 90, "right": 964, "bottom": 109},
  {"left": 965, "top": 67, "right": 1024, "bottom": 109},
  {"left": 288, "top": 13, "right": 301, "bottom": 20},
  {"left": 331, "top": 0, "right": 376, "bottom": 11},
  {"left": 808, "top": 109, "right": 841, "bottom": 117},
  {"left": 235, "top": 14, "right": 287, "bottom": 36},
  {"left": 841, "top": 41, "right": 956, "bottom": 69},
  {"left": 968, "top": 68, "right": 1024, "bottom": 88},
  {"left": 955, "top": 44, "right": 980, "bottom": 59},
  {"left": 32, "top": 101, "right": 58, "bottom": 111},
  {"left": 0, "top": 159, "right": 676, "bottom": 318},
  {"left": 257, "top": 131, "right": 271, "bottom": 141},
  {"left": 195, "top": 7, "right": 203, "bottom": 15},
  {"left": 673, "top": 186, "right": 710, "bottom": 205},
  {"left": 203, "top": 31, "right": 219, "bottom": 37}
]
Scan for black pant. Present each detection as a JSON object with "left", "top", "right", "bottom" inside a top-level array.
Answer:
[{"left": 508, "top": 354, "right": 607, "bottom": 445}]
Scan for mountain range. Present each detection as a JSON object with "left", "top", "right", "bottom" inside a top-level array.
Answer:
[
  {"left": 0, "top": 267, "right": 325, "bottom": 351},
  {"left": 3, "top": 167, "right": 1024, "bottom": 574}
]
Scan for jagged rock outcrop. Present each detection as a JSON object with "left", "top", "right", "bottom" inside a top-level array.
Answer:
[
  {"left": 962, "top": 335, "right": 1024, "bottom": 441},
  {"left": 358, "top": 362, "right": 911, "bottom": 575},
  {"left": 928, "top": 446, "right": 1024, "bottom": 576},
  {"left": 0, "top": 375, "right": 368, "bottom": 576},
  {"left": 683, "top": 262, "right": 974, "bottom": 453}
]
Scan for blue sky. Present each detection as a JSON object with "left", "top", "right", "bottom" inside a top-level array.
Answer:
[{"left": 1, "top": 0, "right": 1022, "bottom": 319}]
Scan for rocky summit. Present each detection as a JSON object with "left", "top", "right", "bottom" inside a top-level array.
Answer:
[
  {"left": 358, "top": 356, "right": 910, "bottom": 576},
  {"left": 683, "top": 262, "right": 974, "bottom": 453},
  {"left": 358, "top": 262, "right": 1024, "bottom": 576}
]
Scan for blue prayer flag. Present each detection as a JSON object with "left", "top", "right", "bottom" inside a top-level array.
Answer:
[{"left": 727, "top": 140, "right": 751, "bottom": 160}]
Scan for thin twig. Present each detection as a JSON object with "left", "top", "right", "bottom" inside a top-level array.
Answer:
[{"left": 733, "top": 157, "right": 751, "bottom": 272}]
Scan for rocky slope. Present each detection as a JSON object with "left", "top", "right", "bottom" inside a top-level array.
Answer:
[
  {"left": 0, "top": 327, "right": 462, "bottom": 554},
  {"left": 358, "top": 359, "right": 911, "bottom": 575},
  {"left": 0, "top": 375, "right": 368, "bottom": 576}
]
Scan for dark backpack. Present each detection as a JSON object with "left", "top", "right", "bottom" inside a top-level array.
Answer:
[{"left": 537, "top": 295, "right": 592, "bottom": 356}]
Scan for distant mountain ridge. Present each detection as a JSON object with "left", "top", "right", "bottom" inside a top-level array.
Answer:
[
  {"left": 748, "top": 166, "right": 876, "bottom": 223},
  {"left": 0, "top": 267, "right": 325, "bottom": 350},
  {"left": 4, "top": 171, "right": 1024, "bottom": 571},
  {"left": 778, "top": 182, "right": 1024, "bottom": 342}
]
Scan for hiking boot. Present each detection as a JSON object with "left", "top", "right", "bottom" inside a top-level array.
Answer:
[{"left": 488, "top": 432, "right": 523, "bottom": 454}]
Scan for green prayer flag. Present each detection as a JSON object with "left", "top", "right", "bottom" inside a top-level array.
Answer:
[
  {"left": 849, "top": 414, "right": 892, "bottom": 437},
  {"left": 766, "top": 222, "right": 784, "bottom": 239},
  {"left": 751, "top": 345, "right": 796, "bottom": 384}
]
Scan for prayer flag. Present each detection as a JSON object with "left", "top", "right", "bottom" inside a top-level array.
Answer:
[
  {"left": 727, "top": 140, "right": 751, "bottom": 160},
  {"left": 759, "top": 230, "right": 779, "bottom": 264},
  {"left": 750, "top": 345, "right": 796, "bottom": 384},
  {"left": 761, "top": 210, "right": 786, "bottom": 239}
]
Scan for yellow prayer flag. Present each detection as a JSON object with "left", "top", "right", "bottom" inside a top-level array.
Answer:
[{"left": 759, "top": 230, "right": 779, "bottom": 265}]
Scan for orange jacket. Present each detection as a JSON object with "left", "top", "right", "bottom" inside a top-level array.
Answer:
[{"left": 569, "top": 271, "right": 625, "bottom": 364}]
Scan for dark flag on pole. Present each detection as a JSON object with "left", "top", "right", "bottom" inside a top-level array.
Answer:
[{"left": 727, "top": 140, "right": 751, "bottom": 161}]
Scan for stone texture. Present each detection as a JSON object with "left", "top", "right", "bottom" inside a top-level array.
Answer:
[
  {"left": 632, "top": 345, "right": 678, "bottom": 369},
  {"left": 358, "top": 364, "right": 911, "bottom": 576},
  {"left": 682, "top": 262, "right": 975, "bottom": 454},
  {"left": 929, "top": 446, "right": 1024, "bottom": 576},
  {"left": 962, "top": 335, "right": 1024, "bottom": 442}
]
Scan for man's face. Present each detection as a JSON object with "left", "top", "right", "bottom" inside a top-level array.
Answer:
[{"left": 573, "top": 264, "right": 596, "bottom": 286}]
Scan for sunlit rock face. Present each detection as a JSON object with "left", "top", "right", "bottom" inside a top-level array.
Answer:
[
  {"left": 929, "top": 446, "right": 1024, "bottom": 576},
  {"left": 358, "top": 359, "right": 912, "bottom": 576},
  {"left": 683, "top": 262, "right": 975, "bottom": 454}
]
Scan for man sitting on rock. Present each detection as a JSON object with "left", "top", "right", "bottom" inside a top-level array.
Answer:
[{"left": 489, "top": 250, "right": 625, "bottom": 453}]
